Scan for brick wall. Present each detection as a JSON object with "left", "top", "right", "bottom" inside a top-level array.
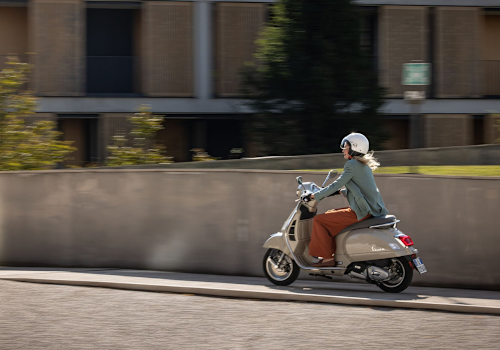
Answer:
[
  {"left": 378, "top": 6, "right": 428, "bottom": 98},
  {"left": 216, "top": 2, "right": 266, "bottom": 97},
  {"left": 435, "top": 7, "right": 482, "bottom": 98},
  {"left": 30, "top": 0, "right": 85, "bottom": 96},
  {"left": 424, "top": 114, "right": 473, "bottom": 147},
  {"left": 482, "top": 15, "right": 500, "bottom": 96},
  {"left": 142, "top": 1, "right": 193, "bottom": 97}
]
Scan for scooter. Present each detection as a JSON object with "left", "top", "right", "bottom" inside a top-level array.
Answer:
[{"left": 262, "top": 170, "right": 427, "bottom": 293}]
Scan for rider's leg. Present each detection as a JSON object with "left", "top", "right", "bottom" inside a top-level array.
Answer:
[
  {"left": 308, "top": 213, "right": 336, "bottom": 260},
  {"left": 309, "top": 207, "right": 359, "bottom": 259}
]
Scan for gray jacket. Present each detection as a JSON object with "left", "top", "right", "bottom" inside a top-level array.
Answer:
[{"left": 313, "top": 159, "right": 388, "bottom": 220}]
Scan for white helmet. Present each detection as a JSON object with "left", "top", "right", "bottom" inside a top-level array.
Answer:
[{"left": 340, "top": 133, "right": 369, "bottom": 156}]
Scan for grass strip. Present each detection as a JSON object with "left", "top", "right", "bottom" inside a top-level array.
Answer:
[{"left": 301, "top": 166, "right": 500, "bottom": 177}]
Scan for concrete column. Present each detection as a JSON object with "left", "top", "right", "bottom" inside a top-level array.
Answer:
[{"left": 194, "top": 0, "right": 212, "bottom": 100}]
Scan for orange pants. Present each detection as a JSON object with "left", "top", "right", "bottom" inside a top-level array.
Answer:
[{"left": 309, "top": 207, "right": 370, "bottom": 258}]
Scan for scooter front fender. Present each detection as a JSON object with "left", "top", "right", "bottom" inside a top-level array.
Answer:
[{"left": 263, "top": 232, "right": 290, "bottom": 255}]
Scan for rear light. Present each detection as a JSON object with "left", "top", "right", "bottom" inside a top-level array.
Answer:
[{"left": 398, "top": 235, "right": 414, "bottom": 246}]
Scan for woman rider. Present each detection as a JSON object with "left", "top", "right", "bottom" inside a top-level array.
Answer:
[{"left": 309, "top": 133, "right": 389, "bottom": 268}]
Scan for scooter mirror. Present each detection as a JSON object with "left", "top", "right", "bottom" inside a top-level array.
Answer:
[
  {"left": 296, "top": 176, "right": 303, "bottom": 185},
  {"left": 321, "top": 169, "right": 338, "bottom": 188}
]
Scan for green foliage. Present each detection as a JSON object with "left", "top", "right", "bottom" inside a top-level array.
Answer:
[
  {"left": 106, "top": 106, "right": 173, "bottom": 166},
  {"left": 0, "top": 57, "right": 76, "bottom": 171},
  {"left": 242, "top": 0, "right": 386, "bottom": 156},
  {"left": 303, "top": 166, "right": 500, "bottom": 177},
  {"left": 190, "top": 148, "right": 218, "bottom": 161}
]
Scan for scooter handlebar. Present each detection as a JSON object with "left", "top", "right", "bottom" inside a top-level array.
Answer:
[
  {"left": 300, "top": 190, "right": 340, "bottom": 202},
  {"left": 303, "top": 192, "right": 313, "bottom": 202}
]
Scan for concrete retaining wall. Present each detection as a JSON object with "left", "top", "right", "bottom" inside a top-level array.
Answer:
[
  {"left": 0, "top": 169, "right": 499, "bottom": 290},
  {"left": 108, "top": 144, "right": 500, "bottom": 170}
]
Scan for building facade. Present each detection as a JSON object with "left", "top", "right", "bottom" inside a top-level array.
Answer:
[{"left": 0, "top": 0, "right": 500, "bottom": 165}]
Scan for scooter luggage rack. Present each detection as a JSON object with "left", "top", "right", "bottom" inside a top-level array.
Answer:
[{"left": 369, "top": 220, "right": 400, "bottom": 229}]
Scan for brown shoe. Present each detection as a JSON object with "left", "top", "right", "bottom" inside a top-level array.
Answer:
[{"left": 312, "top": 260, "right": 337, "bottom": 268}]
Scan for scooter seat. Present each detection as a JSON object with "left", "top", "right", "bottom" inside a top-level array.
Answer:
[{"left": 339, "top": 215, "right": 397, "bottom": 234}]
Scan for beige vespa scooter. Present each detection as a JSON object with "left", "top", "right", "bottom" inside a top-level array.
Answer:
[{"left": 262, "top": 170, "right": 427, "bottom": 293}]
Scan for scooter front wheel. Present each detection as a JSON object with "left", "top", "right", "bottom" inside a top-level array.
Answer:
[{"left": 263, "top": 248, "right": 300, "bottom": 286}]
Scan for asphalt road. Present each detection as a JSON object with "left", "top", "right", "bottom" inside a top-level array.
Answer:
[{"left": 1, "top": 280, "right": 499, "bottom": 350}]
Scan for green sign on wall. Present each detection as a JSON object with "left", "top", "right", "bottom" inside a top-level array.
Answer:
[{"left": 402, "top": 63, "right": 431, "bottom": 85}]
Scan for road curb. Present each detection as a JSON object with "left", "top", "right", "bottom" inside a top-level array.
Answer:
[{"left": 5, "top": 277, "right": 500, "bottom": 316}]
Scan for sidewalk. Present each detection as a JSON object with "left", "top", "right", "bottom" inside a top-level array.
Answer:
[{"left": 1, "top": 267, "right": 500, "bottom": 315}]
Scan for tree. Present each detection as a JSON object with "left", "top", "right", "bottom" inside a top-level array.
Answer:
[
  {"left": 0, "top": 57, "right": 75, "bottom": 170},
  {"left": 242, "top": 0, "right": 386, "bottom": 156},
  {"left": 106, "top": 106, "right": 173, "bottom": 166}
]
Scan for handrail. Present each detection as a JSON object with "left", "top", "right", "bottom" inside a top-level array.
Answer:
[{"left": 369, "top": 220, "right": 400, "bottom": 229}]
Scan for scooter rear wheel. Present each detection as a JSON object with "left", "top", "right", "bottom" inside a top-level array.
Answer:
[
  {"left": 378, "top": 257, "right": 413, "bottom": 293},
  {"left": 263, "top": 249, "right": 300, "bottom": 286}
]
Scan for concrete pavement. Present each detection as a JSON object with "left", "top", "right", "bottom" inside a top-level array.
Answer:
[
  {"left": 3, "top": 278, "right": 500, "bottom": 349},
  {"left": 1, "top": 267, "right": 499, "bottom": 315}
]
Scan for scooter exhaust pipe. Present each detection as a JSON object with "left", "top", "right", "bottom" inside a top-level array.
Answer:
[
  {"left": 349, "top": 271, "right": 368, "bottom": 281},
  {"left": 349, "top": 266, "right": 390, "bottom": 282},
  {"left": 367, "top": 266, "right": 390, "bottom": 281}
]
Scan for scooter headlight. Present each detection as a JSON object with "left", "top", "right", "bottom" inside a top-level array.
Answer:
[{"left": 296, "top": 190, "right": 301, "bottom": 196}]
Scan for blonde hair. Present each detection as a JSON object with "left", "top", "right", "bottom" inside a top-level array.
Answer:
[{"left": 354, "top": 151, "right": 380, "bottom": 171}]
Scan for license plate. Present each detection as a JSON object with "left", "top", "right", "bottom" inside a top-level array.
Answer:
[{"left": 413, "top": 257, "right": 427, "bottom": 274}]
